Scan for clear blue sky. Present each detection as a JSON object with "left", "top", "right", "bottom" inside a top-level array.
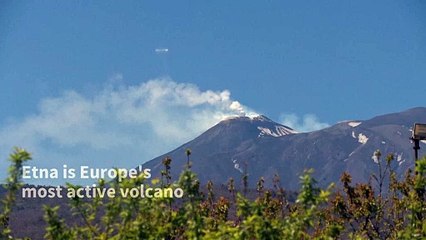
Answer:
[{"left": 1, "top": 1, "right": 425, "bottom": 183}]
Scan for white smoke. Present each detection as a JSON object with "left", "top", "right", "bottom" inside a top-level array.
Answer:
[
  {"left": 279, "top": 113, "right": 329, "bottom": 132},
  {"left": 0, "top": 77, "right": 256, "bottom": 184}
]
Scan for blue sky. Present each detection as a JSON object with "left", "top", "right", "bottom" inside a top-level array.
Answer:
[{"left": 1, "top": 1, "right": 425, "bottom": 183}]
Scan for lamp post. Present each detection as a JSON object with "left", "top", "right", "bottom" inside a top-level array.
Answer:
[
  {"left": 411, "top": 123, "right": 426, "bottom": 222},
  {"left": 411, "top": 123, "right": 426, "bottom": 171}
]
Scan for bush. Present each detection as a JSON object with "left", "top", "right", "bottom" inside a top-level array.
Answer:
[{"left": 1, "top": 148, "right": 425, "bottom": 239}]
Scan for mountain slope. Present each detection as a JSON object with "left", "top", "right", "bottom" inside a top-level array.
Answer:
[{"left": 143, "top": 107, "right": 426, "bottom": 190}]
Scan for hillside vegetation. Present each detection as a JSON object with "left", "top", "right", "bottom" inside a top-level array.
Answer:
[{"left": 1, "top": 147, "right": 426, "bottom": 239}]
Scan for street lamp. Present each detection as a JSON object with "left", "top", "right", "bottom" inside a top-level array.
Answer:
[
  {"left": 411, "top": 123, "right": 426, "bottom": 221},
  {"left": 412, "top": 123, "right": 426, "bottom": 161}
]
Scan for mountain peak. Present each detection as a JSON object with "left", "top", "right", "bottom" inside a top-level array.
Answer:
[
  {"left": 217, "top": 114, "right": 297, "bottom": 137},
  {"left": 252, "top": 115, "right": 273, "bottom": 122},
  {"left": 222, "top": 114, "right": 273, "bottom": 123},
  {"left": 143, "top": 107, "right": 426, "bottom": 190}
]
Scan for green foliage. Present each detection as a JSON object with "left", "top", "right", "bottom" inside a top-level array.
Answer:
[
  {"left": 44, "top": 205, "right": 72, "bottom": 239},
  {"left": 1, "top": 149, "right": 426, "bottom": 239},
  {"left": 0, "top": 147, "right": 32, "bottom": 239}
]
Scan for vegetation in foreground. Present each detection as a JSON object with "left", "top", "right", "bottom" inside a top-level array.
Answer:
[{"left": 0, "top": 147, "right": 425, "bottom": 239}]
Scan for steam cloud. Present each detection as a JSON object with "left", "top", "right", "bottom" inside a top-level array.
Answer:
[
  {"left": 279, "top": 113, "right": 329, "bottom": 132},
  {"left": 0, "top": 77, "right": 256, "bottom": 184}
]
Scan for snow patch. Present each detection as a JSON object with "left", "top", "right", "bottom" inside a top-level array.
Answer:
[
  {"left": 226, "top": 115, "right": 259, "bottom": 121},
  {"left": 372, "top": 154, "right": 379, "bottom": 164},
  {"left": 421, "top": 140, "right": 426, "bottom": 144},
  {"left": 358, "top": 133, "right": 368, "bottom": 144},
  {"left": 351, "top": 131, "right": 368, "bottom": 144},
  {"left": 397, "top": 152, "right": 405, "bottom": 166},
  {"left": 348, "top": 121, "right": 362, "bottom": 127},
  {"left": 257, "top": 126, "right": 297, "bottom": 137},
  {"left": 232, "top": 159, "right": 243, "bottom": 173}
]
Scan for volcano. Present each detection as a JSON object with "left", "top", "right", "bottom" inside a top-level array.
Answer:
[{"left": 143, "top": 107, "right": 426, "bottom": 190}]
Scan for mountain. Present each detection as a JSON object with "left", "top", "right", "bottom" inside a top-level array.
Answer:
[{"left": 143, "top": 107, "right": 426, "bottom": 190}]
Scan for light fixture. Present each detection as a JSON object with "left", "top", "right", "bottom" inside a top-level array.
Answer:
[
  {"left": 413, "top": 123, "right": 426, "bottom": 140},
  {"left": 411, "top": 123, "right": 426, "bottom": 166}
]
